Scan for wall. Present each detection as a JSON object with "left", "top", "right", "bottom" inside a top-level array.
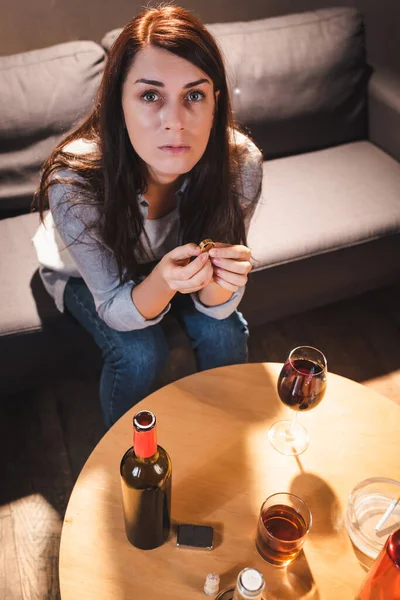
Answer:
[{"left": 0, "top": 0, "right": 399, "bottom": 74}]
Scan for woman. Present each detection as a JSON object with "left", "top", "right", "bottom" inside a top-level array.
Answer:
[{"left": 34, "top": 5, "right": 263, "bottom": 428}]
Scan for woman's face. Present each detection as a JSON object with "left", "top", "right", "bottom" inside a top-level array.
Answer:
[{"left": 121, "top": 44, "right": 219, "bottom": 186}]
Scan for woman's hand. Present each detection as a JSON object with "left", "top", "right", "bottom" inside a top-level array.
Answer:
[
  {"left": 156, "top": 243, "right": 214, "bottom": 294},
  {"left": 208, "top": 243, "right": 252, "bottom": 292}
]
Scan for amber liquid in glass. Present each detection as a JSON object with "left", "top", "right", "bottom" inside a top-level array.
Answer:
[{"left": 256, "top": 504, "right": 307, "bottom": 566}]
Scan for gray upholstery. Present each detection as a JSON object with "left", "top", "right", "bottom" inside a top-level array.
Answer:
[
  {"left": 241, "top": 233, "right": 400, "bottom": 326},
  {"left": 5, "top": 139, "right": 396, "bottom": 336},
  {"left": 1, "top": 7, "right": 400, "bottom": 396},
  {"left": 368, "top": 69, "right": 400, "bottom": 162},
  {"left": 0, "top": 213, "right": 53, "bottom": 336},
  {"left": 0, "top": 213, "right": 97, "bottom": 395},
  {"left": 102, "top": 8, "right": 368, "bottom": 159},
  {"left": 100, "top": 29, "right": 121, "bottom": 52},
  {"left": 248, "top": 141, "right": 400, "bottom": 269},
  {"left": 242, "top": 140, "right": 400, "bottom": 323},
  {"left": 0, "top": 213, "right": 194, "bottom": 396},
  {"left": 5, "top": 140, "right": 398, "bottom": 337},
  {"left": 0, "top": 41, "right": 106, "bottom": 212},
  {"left": 208, "top": 8, "right": 368, "bottom": 158}
]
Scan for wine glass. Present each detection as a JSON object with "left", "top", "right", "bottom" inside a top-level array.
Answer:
[{"left": 268, "top": 346, "right": 327, "bottom": 456}]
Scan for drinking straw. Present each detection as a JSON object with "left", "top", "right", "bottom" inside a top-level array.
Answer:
[{"left": 375, "top": 496, "right": 400, "bottom": 532}]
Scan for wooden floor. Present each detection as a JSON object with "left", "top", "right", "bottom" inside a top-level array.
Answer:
[{"left": 1, "top": 282, "right": 400, "bottom": 599}]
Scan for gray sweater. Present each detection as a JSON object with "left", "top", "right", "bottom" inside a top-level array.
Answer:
[{"left": 33, "top": 133, "right": 263, "bottom": 332}]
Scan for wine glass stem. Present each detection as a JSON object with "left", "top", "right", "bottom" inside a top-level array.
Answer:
[{"left": 285, "top": 412, "right": 298, "bottom": 440}]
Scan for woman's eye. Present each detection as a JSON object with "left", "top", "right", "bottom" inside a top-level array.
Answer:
[
  {"left": 140, "top": 91, "right": 159, "bottom": 103},
  {"left": 187, "top": 90, "right": 205, "bottom": 102}
]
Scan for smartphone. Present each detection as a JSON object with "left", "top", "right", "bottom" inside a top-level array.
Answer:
[{"left": 176, "top": 523, "right": 214, "bottom": 550}]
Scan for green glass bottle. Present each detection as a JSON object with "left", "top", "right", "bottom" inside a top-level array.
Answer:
[{"left": 120, "top": 410, "right": 172, "bottom": 550}]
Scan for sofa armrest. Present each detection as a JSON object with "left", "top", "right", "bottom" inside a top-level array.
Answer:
[{"left": 368, "top": 67, "right": 400, "bottom": 163}]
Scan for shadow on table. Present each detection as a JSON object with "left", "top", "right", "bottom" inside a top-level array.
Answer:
[
  {"left": 289, "top": 470, "right": 343, "bottom": 537},
  {"left": 289, "top": 462, "right": 377, "bottom": 579},
  {"left": 350, "top": 539, "right": 375, "bottom": 572},
  {"left": 219, "top": 550, "right": 319, "bottom": 599},
  {"left": 285, "top": 467, "right": 360, "bottom": 599}
]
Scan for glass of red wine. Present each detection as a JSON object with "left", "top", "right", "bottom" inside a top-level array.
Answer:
[{"left": 268, "top": 346, "right": 327, "bottom": 456}]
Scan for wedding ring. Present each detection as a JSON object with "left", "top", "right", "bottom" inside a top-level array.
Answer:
[{"left": 199, "top": 239, "right": 216, "bottom": 253}]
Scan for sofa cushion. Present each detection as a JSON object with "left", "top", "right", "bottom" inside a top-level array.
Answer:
[
  {"left": 101, "top": 28, "right": 122, "bottom": 52},
  {"left": 0, "top": 213, "right": 194, "bottom": 396},
  {"left": 0, "top": 41, "right": 106, "bottom": 214},
  {"left": 101, "top": 8, "right": 368, "bottom": 159},
  {"left": 247, "top": 140, "right": 400, "bottom": 270},
  {"left": 0, "top": 213, "right": 59, "bottom": 336},
  {"left": 0, "top": 212, "right": 99, "bottom": 395}
]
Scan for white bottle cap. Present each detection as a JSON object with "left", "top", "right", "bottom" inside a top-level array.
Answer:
[
  {"left": 240, "top": 568, "right": 264, "bottom": 593},
  {"left": 204, "top": 572, "right": 220, "bottom": 595}
]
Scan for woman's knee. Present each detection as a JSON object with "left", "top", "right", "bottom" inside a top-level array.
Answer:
[
  {"left": 203, "top": 311, "right": 248, "bottom": 346},
  {"left": 99, "top": 327, "right": 169, "bottom": 428},
  {"left": 102, "top": 326, "right": 169, "bottom": 379},
  {"left": 194, "top": 311, "right": 249, "bottom": 370}
]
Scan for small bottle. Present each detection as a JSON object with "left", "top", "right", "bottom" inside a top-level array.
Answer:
[
  {"left": 356, "top": 528, "right": 400, "bottom": 599},
  {"left": 232, "top": 568, "right": 265, "bottom": 600},
  {"left": 204, "top": 573, "right": 220, "bottom": 596},
  {"left": 120, "top": 410, "right": 172, "bottom": 550}
]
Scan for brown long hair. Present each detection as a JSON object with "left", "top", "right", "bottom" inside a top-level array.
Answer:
[{"left": 35, "top": 5, "right": 256, "bottom": 283}]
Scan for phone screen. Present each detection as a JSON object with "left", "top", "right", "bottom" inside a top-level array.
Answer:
[{"left": 176, "top": 524, "right": 214, "bottom": 549}]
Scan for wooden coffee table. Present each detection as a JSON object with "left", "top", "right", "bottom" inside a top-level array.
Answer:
[{"left": 59, "top": 363, "right": 400, "bottom": 599}]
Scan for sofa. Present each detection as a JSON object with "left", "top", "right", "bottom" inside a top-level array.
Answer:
[{"left": 1, "top": 7, "right": 400, "bottom": 398}]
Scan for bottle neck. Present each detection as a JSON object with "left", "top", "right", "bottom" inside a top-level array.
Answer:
[
  {"left": 133, "top": 423, "right": 158, "bottom": 459},
  {"left": 233, "top": 569, "right": 265, "bottom": 600}
]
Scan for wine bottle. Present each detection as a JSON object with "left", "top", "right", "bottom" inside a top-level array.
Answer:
[
  {"left": 356, "top": 528, "right": 400, "bottom": 599},
  {"left": 120, "top": 410, "right": 172, "bottom": 550}
]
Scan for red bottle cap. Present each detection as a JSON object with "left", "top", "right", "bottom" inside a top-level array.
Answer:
[{"left": 133, "top": 410, "right": 157, "bottom": 459}]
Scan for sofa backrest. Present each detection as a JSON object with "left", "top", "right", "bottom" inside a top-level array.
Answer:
[
  {"left": 0, "top": 7, "right": 369, "bottom": 216},
  {"left": 207, "top": 7, "right": 369, "bottom": 159},
  {"left": 0, "top": 41, "right": 105, "bottom": 215},
  {"left": 102, "top": 7, "right": 369, "bottom": 160}
]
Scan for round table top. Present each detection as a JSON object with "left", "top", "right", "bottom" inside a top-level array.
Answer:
[{"left": 59, "top": 363, "right": 400, "bottom": 600}]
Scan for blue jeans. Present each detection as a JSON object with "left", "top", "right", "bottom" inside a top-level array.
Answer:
[{"left": 64, "top": 278, "right": 249, "bottom": 428}]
